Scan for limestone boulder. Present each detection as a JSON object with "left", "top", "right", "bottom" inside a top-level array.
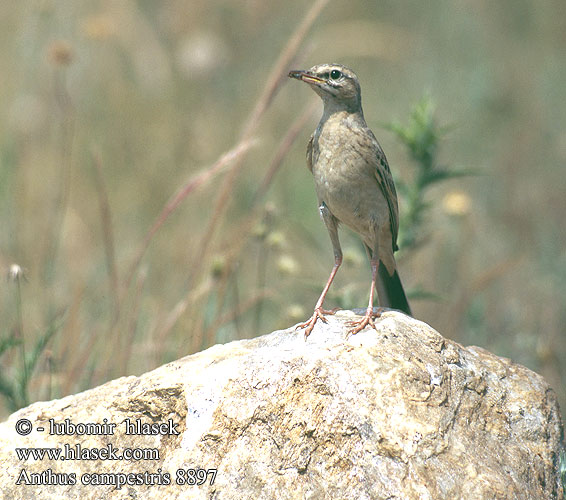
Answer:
[{"left": 0, "top": 311, "right": 563, "bottom": 499}]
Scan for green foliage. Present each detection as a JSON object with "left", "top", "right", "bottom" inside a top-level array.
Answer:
[
  {"left": 386, "top": 98, "right": 473, "bottom": 251},
  {"left": 0, "top": 317, "right": 61, "bottom": 412}
]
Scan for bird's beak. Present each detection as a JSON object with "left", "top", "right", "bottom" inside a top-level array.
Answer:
[{"left": 288, "top": 70, "right": 325, "bottom": 85}]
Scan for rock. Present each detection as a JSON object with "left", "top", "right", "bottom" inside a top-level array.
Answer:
[{"left": 0, "top": 311, "right": 563, "bottom": 499}]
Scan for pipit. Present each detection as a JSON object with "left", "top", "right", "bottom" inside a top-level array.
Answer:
[{"left": 289, "top": 63, "right": 412, "bottom": 338}]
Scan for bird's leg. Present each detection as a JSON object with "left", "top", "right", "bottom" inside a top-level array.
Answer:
[
  {"left": 297, "top": 202, "right": 342, "bottom": 338},
  {"left": 296, "top": 254, "right": 342, "bottom": 338},
  {"left": 347, "top": 258, "right": 382, "bottom": 335}
]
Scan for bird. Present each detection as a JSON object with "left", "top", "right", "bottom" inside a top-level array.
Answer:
[{"left": 288, "top": 63, "right": 412, "bottom": 338}]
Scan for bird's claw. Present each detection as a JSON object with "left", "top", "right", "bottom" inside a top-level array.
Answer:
[
  {"left": 296, "top": 307, "right": 340, "bottom": 339},
  {"left": 346, "top": 308, "right": 383, "bottom": 335}
]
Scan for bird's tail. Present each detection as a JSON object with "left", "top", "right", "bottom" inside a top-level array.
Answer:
[{"left": 377, "top": 262, "right": 412, "bottom": 316}]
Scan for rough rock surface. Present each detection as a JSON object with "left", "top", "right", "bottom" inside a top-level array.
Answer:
[{"left": 0, "top": 311, "right": 563, "bottom": 500}]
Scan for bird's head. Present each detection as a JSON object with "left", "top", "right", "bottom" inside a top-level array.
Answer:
[{"left": 288, "top": 63, "right": 362, "bottom": 113}]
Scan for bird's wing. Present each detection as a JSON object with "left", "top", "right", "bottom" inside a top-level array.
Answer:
[
  {"left": 306, "top": 134, "right": 314, "bottom": 173},
  {"left": 362, "top": 129, "right": 400, "bottom": 252},
  {"left": 375, "top": 146, "right": 400, "bottom": 252}
]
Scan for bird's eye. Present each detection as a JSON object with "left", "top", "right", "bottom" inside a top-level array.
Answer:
[{"left": 330, "top": 69, "right": 342, "bottom": 80}]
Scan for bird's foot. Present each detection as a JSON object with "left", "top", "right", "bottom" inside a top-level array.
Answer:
[
  {"left": 347, "top": 307, "right": 383, "bottom": 335},
  {"left": 296, "top": 307, "right": 340, "bottom": 339}
]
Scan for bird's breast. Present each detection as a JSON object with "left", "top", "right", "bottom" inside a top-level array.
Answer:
[{"left": 311, "top": 129, "right": 389, "bottom": 240}]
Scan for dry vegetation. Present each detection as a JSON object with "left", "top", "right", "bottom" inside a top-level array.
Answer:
[{"left": 1, "top": 0, "right": 565, "bottom": 419}]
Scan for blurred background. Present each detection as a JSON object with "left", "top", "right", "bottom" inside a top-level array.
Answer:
[{"left": 0, "top": 0, "right": 564, "bottom": 419}]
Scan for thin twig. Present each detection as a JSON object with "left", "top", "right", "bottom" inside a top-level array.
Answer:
[
  {"left": 182, "top": 102, "right": 318, "bottom": 341},
  {"left": 90, "top": 149, "right": 119, "bottom": 311},
  {"left": 14, "top": 273, "right": 27, "bottom": 404},
  {"left": 240, "top": 0, "right": 330, "bottom": 141},
  {"left": 190, "top": 0, "right": 330, "bottom": 282},
  {"left": 254, "top": 99, "right": 318, "bottom": 204},
  {"left": 136, "top": 0, "right": 329, "bottom": 350},
  {"left": 121, "top": 268, "right": 147, "bottom": 374},
  {"left": 42, "top": 70, "right": 76, "bottom": 284},
  {"left": 123, "top": 139, "right": 256, "bottom": 293}
]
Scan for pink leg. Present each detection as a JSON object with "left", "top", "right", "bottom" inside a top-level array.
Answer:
[
  {"left": 347, "top": 259, "right": 382, "bottom": 335},
  {"left": 296, "top": 256, "right": 342, "bottom": 338}
]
